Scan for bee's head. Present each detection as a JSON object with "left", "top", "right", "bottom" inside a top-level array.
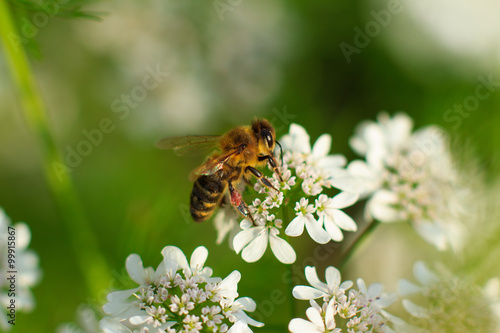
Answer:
[
  {"left": 252, "top": 118, "right": 277, "bottom": 154},
  {"left": 252, "top": 118, "right": 283, "bottom": 180}
]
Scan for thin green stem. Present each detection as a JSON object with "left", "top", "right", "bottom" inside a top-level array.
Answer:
[
  {"left": 0, "top": 0, "right": 110, "bottom": 296},
  {"left": 282, "top": 202, "right": 296, "bottom": 320}
]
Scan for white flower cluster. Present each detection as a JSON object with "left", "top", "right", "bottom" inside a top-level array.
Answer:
[
  {"left": 225, "top": 124, "right": 362, "bottom": 264},
  {"left": 0, "top": 208, "right": 42, "bottom": 331},
  {"left": 100, "top": 246, "right": 262, "bottom": 333},
  {"left": 289, "top": 266, "right": 397, "bottom": 333},
  {"left": 398, "top": 261, "right": 498, "bottom": 332},
  {"left": 348, "top": 112, "right": 467, "bottom": 251}
]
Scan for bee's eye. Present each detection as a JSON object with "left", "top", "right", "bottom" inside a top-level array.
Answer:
[{"left": 264, "top": 132, "right": 273, "bottom": 148}]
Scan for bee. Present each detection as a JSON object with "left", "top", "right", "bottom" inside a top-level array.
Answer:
[{"left": 156, "top": 118, "right": 283, "bottom": 225}]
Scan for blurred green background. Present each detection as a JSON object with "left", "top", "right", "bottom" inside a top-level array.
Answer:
[{"left": 1, "top": 0, "right": 500, "bottom": 331}]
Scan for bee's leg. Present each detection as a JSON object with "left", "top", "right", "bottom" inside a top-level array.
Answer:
[
  {"left": 245, "top": 166, "right": 279, "bottom": 193},
  {"left": 259, "top": 155, "right": 283, "bottom": 182},
  {"left": 228, "top": 181, "right": 256, "bottom": 225}
]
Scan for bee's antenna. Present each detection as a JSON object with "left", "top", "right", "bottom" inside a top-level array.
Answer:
[{"left": 275, "top": 140, "right": 283, "bottom": 167}]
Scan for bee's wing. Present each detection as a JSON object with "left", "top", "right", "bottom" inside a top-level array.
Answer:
[
  {"left": 189, "top": 148, "right": 241, "bottom": 181},
  {"left": 155, "top": 135, "right": 222, "bottom": 156}
]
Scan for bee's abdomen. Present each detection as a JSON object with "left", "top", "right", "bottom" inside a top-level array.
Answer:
[{"left": 190, "top": 174, "right": 225, "bottom": 222}]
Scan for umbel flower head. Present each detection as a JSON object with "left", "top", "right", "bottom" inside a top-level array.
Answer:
[
  {"left": 289, "top": 266, "right": 399, "bottom": 333},
  {"left": 0, "top": 207, "right": 42, "bottom": 331},
  {"left": 218, "top": 123, "right": 363, "bottom": 264},
  {"left": 348, "top": 112, "right": 468, "bottom": 252},
  {"left": 398, "top": 261, "right": 497, "bottom": 332},
  {"left": 99, "top": 245, "right": 262, "bottom": 333}
]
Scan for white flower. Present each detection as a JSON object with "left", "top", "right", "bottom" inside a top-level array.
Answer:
[
  {"left": 289, "top": 301, "right": 339, "bottom": 333},
  {"left": 0, "top": 208, "right": 42, "bottom": 331},
  {"left": 315, "top": 193, "right": 358, "bottom": 242},
  {"left": 292, "top": 266, "right": 352, "bottom": 301},
  {"left": 100, "top": 245, "right": 262, "bottom": 333},
  {"left": 397, "top": 261, "right": 442, "bottom": 319},
  {"left": 398, "top": 261, "right": 498, "bottom": 330},
  {"left": 291, "top": 265, "right": 399, "bottom": 332},
  {"left": 281, "top": 124, "right": 362, "bottom": 194},
  {"left": 286, "top": 198, "right": 330, "bottom": 244},
  {"left": 348, "top": 112, "right": 468, "bottom": 252},
  {"left": 233, "top": 215, "right": 296, "bottom": 264},
  {"left": 227, "top": 297, "right": 265, "bottom": 333},
  {"left": 223, "top": 122, "right": 362, "bottom": 261}
]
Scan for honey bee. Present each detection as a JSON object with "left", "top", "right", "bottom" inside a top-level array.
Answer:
[{"left": 156, "top": 118, "right": 283, "bottom": 225}]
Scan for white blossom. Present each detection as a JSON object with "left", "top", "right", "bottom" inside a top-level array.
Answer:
[
  {"left": 99, "top": 246, "right": 262, "bottom": 333},
  {"left": 292, "top": 266, "right": 352, "bottom": 301},
  {"left": 348, "top": 112, "right": 468, "bottom": 252},
  {"left": 0, "top": 208, "right": 42, "bottom": 331},
  {"left": 233, "top": 214, "right": 296, "bottom": 264},
  {"left": 230, "top": 123, "right": 362, "bottom": 263},
  {"left": 289, "top": 300, "right": 339, "bottom": 333},
  {"left": 290, "top": 266, "right": 398, "bottom": 333},
  {"left": 286, "top": 198, "right": 330, "bottom": 244},
  {"left": 398, "top": 261, "right": 497, "bottom": 331}
]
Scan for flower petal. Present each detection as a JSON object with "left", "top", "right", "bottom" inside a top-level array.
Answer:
[
  {"left": 102, "top": 288, "right": 139, "bottom": 315},
  {"left": 285, "top": 215, "right": 305, "bottom": 237},
  {"left": 161, "top": 246, "right": 189, "bottom": 275},
  {"left": 376, "top": 292, "right": 397, "bottom": 308},
  {"left": 317, "top": 154, "right": 347, "bottom": 169},
  {"left": 413, "top": 261, "right": 439, "bottom": 287},
  {"left": 241, "top": 229, "right": 268, "bottom": 263},
  {"left": 99, "top": 317, "right": 132, "bottom": 333},
  {"left": 324, "top": 298, "right": 336, "bottom": 329},
  {"left": 324, "top": 266, "right": 341, "bottom": 291},
  {"left": 329, "top": 176, "right": 366, "bottom": 193},
  {"left": 233, "top": 227, "right": 262, "bottom": 254},
  {"left": 402, "top": 299, "right": 430, "bottom": 319},
  {"left": 386, "top": 112, "right": 413, "bottom": 149},
  {"left": 323, "top": 216, "right": 343, "bottom": 242},
  {"left": 330, "top": 192, "right": 359, "bottom": 209},
  {"left": 368, "top": 190, "right": 401, "bottom": 222},
  {"left": 232, "top": 306, "right": 264, "bottom": 328},
  {"left": 332, "top": 209, "right": 357, "bottom": 232},
  {"left": 367, "top": 282, "right": 383, "bottom": 298},
  {"left": 304, "top": 266, "right": 329, "bottom": 292},
  {"left": 129, "top": 315, "right": 150, "bottom": 325},
  {"left": 289, "top": 318, "right": 320, "bottom": 333},
  {"left": 235, "top": 297, "right": 257, "bottom": 312},
  {"left": 125, "top": 254, "right": 146, "bottom": 285},
  {"left": 269, "top": 230, "right": 296, "bottom": 264},
  {"left": 190, "top": 246, "right": 208, "bottom": 274},
  {"left": 304, "top": 215, "right": 330, "bottom": 244},
  {"left": 217, "top": 270, "right": 241, "bottom": 300},
  {"left": 398, "top": 279, "right": 424, "bottom": 295},
  {"left": 347, "top": 160, "right": 382, "bottom": 197},
  {"left": 306, "top": 307, "right": 325, "bottom": 329},
  {"left": 15, "top": 222, "right": 31, "bottom": 250},
  {"left": 292, "top": 286, "right": 327, "bottom": 300},
  {"left": 413, "top": 221, "right": 449, "bottom": 251},
  {"left": 281, "top": 123, "right": 311, "bottom": 154},
  {"left": 312, "top": 134, "right": 332, "bottom": 159}
]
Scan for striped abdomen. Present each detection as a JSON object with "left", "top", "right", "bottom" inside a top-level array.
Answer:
[{"left": 190, "top": 173, "right": 226, "bottom": 222}]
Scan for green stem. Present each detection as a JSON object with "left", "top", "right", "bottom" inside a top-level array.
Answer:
[
  {"left": 0, "top": 0, "right": 110, "bottom": 296},
  {"left": 339, "top": 219, "right": 380, "bottom": 270},
  {"left": 282, "top": 203, "right": 296, "bottom": 320}
]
